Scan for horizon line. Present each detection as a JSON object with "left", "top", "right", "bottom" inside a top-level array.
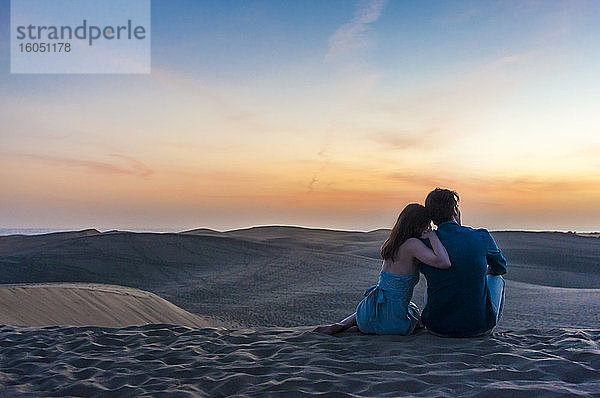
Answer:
[{"left": 1, "top": 225, "right": 599, "bottom": 237}]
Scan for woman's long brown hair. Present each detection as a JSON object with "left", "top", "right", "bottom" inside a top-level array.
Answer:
[{"left": 381, "top": 204, "right": 431, "bottom": 262}]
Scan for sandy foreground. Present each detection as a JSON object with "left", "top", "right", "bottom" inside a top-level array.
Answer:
[{"left": 0, "top": 227, "right": 599, "bottom": 396}]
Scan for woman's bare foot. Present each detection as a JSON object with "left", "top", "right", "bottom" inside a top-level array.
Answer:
[{"left": 312, "top": 323, "right": 347, "bottom": 335}]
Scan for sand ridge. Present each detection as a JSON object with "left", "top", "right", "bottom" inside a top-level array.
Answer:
[{"left": 0, "top": 283, "right": 228, "bottom": 328}]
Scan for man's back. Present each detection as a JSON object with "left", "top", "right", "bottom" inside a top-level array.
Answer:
[{"left": 420, "top": 221, "right": 507, "bottom": 337}]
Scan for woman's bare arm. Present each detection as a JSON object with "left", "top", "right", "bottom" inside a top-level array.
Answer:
[{"left": 406, "top": 232, "right": 451, "bottom": 269}]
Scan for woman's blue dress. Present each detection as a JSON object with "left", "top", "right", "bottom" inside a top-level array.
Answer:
[{"left": 355, "top": 271, "right": 420, "bottom": 335}]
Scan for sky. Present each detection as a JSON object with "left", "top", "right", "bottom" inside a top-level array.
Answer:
[{"left": 1, "top": 0, "right": 600, "bottom": 232}]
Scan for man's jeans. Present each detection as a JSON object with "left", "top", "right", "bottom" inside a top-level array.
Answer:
[{"left": 487, "top": 274, "right": 506, "bottom": 325}]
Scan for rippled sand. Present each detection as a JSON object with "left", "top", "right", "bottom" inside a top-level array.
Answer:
[
  {"left": 1, "top": 324, "right": 599, "bottom": 397},
  {"left": 1, "top": 227, "right": 599, "bottom": 396}
]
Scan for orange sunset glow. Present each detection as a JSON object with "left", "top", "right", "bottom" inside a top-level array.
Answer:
[{"left": 2, "top": 1, "right": 600, "bottom": 232}]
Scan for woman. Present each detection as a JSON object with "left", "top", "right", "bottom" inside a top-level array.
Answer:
[{"left": 313, "top": 203, "right": 451, "bottom": 335}]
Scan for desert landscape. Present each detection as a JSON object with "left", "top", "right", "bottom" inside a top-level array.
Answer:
[
  {"left": 0, "top": 227, "right": 599, "bottom": 396},
  {"left": 5, "top": 0, "right": 600, "bottom": 396}
]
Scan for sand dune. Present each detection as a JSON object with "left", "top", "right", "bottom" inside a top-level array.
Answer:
[
  {"left": 1, "top": 227, "right": 599, "bottom": 396},
  {"left": 1, "top": 227, "right": 599, "bottom": 327},
  {"left": 0, "top": 228, "right": 101, "bottom": 256},
  {"left": 0, "top": 283, "right": 223, "bottom": 328}
]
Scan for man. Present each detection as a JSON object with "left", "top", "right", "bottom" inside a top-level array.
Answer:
[{"left": 419, "top": 188, "right": 507, "bottom": 337}]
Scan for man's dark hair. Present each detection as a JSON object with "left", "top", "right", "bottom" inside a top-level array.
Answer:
[{"left": 425, "top": 188, "right": 460, "bottom": 225}]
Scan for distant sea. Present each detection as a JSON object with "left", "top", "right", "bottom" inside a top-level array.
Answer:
[
  {"left": 1, "top": 227, "right": 597, "bottom": 237},
  {"left": 0, "top": 228, "right": 71, "bottom": 236},
  {"left": 0, "top": 228, "right": 181, "bottom": 236}
]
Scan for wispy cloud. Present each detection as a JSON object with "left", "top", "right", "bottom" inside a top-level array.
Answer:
[
  {"left": 387, "top": 172, "right": 600, "bottom": 202},
  {"left": 150, "top": 67, "right": 266, "bottom": 132},
  {"left": 318, "top": 0, "right": 388, "bottom": 181},
  {"left": 305, "top": 156, "right": 333, "bottom": 193},
  {"left": 107, "top": 154, "right": 155, "bottom": 177},
  {"left": 14, "top": 153, "right": 154, "bottom": 177},
  {"left": 365, "top": 47, "right": 559, "bottom": 141},
  {"left": 369, "top": 128, "right": 440, "bottom": 150},
  {"left": 325, "top": 0, "right": 387, "bottom": 62},
  {"left": 307, "top": 175, "right": 319, "bottom": 192}
]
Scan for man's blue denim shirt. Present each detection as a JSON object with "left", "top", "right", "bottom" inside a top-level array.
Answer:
[{"left": 420, "top": 221, "right": 507, "bottom": 337}]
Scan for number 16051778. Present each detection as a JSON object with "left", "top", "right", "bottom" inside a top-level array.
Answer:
[{"left": 19, "top": 42, "right": 71, "bottom": 53}]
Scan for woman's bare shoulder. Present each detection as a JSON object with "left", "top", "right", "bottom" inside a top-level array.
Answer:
[
  {"left": 398, "top": 238, "right": 424, "bottom": 253},
  {"left": 403, "top": 237, "right": 424, "bottom": 247}
]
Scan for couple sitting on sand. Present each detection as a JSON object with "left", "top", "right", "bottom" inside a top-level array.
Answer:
[{"left": 314, "top": 188, "right": 507, "bottom": 338}]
